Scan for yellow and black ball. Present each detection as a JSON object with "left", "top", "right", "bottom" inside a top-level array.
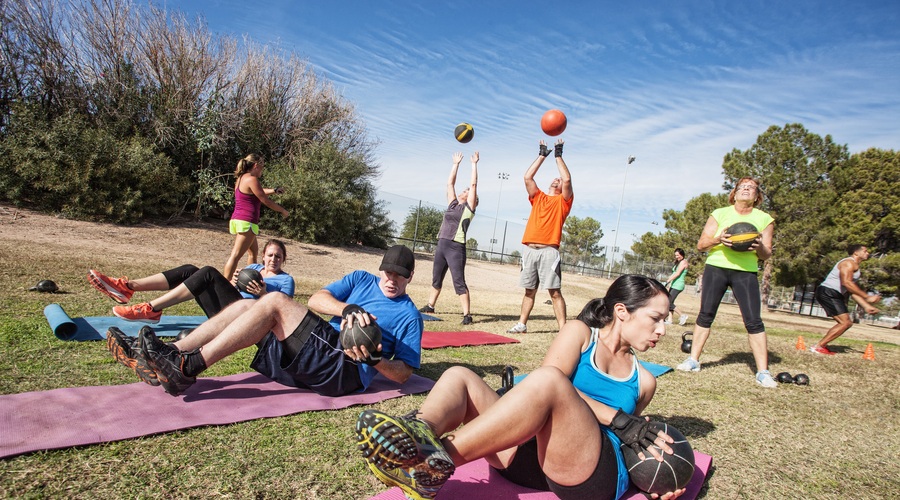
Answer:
[{"left": 454, "top": 123, "right": 474, "bottom": 143}]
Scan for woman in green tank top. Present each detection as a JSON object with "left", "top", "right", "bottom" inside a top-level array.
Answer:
[{"left": 663, "top": 248, "right": 689, "bottom": 325}]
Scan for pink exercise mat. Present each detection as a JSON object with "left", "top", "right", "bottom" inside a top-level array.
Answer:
[
  {"left": 369, "top": 451, "right": 713, "bottom": 500},
  {"left": 0, "top": 372, "right": 434, "bottom": 459}
]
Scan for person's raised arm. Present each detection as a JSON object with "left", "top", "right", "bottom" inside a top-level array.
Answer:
[
  {"left": 554, "top": 139, "right": 573, "bottom": 201},
  {"left": 468, "top": 151, "right": 479, "bottom": 210},
  {"left": 446, "top": 152, "right": 463, "bottom": 204},
  {"left": 524, "top": 140, "right": 551, "bottom": 199},
  {"left": 246, "top": 176, "right": 289, "bottom": 218}
]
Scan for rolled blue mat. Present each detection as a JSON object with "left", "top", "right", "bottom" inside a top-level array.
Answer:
[{"left": 43, "top": 303, "right": 77, "bottom": 341}]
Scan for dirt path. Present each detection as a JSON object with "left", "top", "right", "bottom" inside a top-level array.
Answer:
[{"left": 2, "top": 203, "right": 897, "bottom": 345}]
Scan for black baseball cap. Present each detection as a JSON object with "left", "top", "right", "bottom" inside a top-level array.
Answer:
[{"left": 380, "top": 245, "right": 415, "bottom": 279}]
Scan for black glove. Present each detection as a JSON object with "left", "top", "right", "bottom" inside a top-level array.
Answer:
[
  {"left": 554, "top": 142, "right": 564, "bottom": 157},
  {"left": 539, "top": 144, "right": 551, "bottom": 157},
  {"left": 609, "top": 409, "right": 657, "bottom": 455},
  {"left": 363, "top": 351, "right": 382, "bottom": 366},
  {"left": 342, "top": 304, "right": 367, "bottom": 319}
]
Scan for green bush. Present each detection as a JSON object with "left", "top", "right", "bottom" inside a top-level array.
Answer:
[
  {"left": 263, "top": 142, "right": 394, "bottom": 248},
  {"left": 0, "top": 106, "right": 188, "bottom": 223}
]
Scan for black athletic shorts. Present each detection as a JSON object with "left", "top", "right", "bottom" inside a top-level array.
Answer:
[
  {"left": 494, "top": 430, "right": 619, "bottom": 500},
  {"left": 815, "top": 286, "right": 848, "bottom": 317},
  {"left": 249, "top": 313, "right": 362, "bottom": 397}
]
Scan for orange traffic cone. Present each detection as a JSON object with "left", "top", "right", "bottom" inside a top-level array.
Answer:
[
  {"left": 862, "top": 343, "right": 875, "bottom": 361},
  {"left": 795, "top": 336, "right": 806, "bottom": 350}
]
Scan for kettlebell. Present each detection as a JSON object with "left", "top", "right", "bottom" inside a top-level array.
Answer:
[
  {"left": 175, "top": 328, "right": 194, "bottom": 342},
  {"left": 680, "top": 332, "right": 693, "bottom": 354},
  {"left": 29, "top": 280, "right": 59, "bottom": 293}
]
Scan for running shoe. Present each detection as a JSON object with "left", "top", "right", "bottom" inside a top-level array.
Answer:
[
  {"left": 419, "top": 305, "right": 435, "bottom": 314},
  {"left": 808, "top": 344, "right": 836, "bottom": 356},
  {"left": 676, "top": 357, "right": 701, "bottom": 372},
  {"left": 140, "top": 326, "right": 196, "bottom": 396},
  {"left": 113, "top": 302, "right": 161, "bottom": 324},
  {"left": 356, "top": 410, "right": 455, "bottom": 481},
  {"left": 756, "top": 370, "right": 777, "bottom": 388},
  {"left": 365, "top": 460, "right": 446, "bottom": 500},
  {"left": 106, "top": 327, "right": 159, "bottom": 386},
  {"left": 461, "top": 314, "right": 473, "bottom": 325},
  {"left": 679, "top": 315, "right": 689, "bottom": 326},
  {"left": 506, "top": 322, "right": 527, "bottom": 334},
  {"left": 88, "top": 270, "right": 133, "bottom": 304}
]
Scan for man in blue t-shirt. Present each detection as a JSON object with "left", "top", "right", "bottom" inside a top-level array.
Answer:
[{"left": 135, "top": 245, "right": 423, "bottom": 397}]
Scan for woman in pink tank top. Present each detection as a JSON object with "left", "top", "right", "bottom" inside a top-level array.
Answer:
[{"left": 223, "top": 154, "right": 289, "bottom": 281}]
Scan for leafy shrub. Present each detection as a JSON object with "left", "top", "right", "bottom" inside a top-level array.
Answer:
[{"left": 0, "top": 106, "right": 188, "bottom": 223}]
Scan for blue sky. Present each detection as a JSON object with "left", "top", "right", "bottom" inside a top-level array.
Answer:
[{"left": 172, "top": 0, "right": 900, "bottom": 253}]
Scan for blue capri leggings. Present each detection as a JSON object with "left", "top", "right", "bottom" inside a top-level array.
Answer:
[{"left": 696, "top": 264, "right": 765, "bottom": 333}]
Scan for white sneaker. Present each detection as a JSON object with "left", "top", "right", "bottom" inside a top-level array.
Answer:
[
  {"left": 679, "top": 315, "right": 688, "bottom": 326},
  {"left": 664, "top": 319, "right": 673, "bottom": 325},
  {"left": 506, "top": 323, "right": 527, "bottom": 334},
  {"left": 756, "top": 370, "right": 777, "bottom": 388},
  {"left": 676, "top": 358, "right": 701, "bottom": 372}
]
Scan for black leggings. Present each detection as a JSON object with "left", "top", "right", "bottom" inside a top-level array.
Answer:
[
  {"left": 161, "top": 265, "right": 243, "bottom": 318},
  {"left": 696, "top": 264, "right": 765, "bottom": 333}
]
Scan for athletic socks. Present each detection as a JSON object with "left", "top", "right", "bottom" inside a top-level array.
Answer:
[{"left": 182, "top": 350, "right": 208, "bottom": 377}]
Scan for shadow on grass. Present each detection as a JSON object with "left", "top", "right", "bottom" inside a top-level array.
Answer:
[{"left": 700, "top": 350, "right": 783, "bottom": 372}]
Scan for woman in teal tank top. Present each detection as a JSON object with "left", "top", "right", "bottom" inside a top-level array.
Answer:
[
  {"left": 355, "top": 275, "right": 686, "bottom": 500},
  {"left": 663, "top": 248, "right": 690, "bottom": 325}
]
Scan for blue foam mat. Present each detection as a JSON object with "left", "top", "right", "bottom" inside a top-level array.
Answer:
[
  {"left": 512, "top": 360, "right": 673, "bottom": 385},
  {"left": 44, "top": 303, "right": 205, "bottom": 341},
  {"left": 420, "top": 313, "right": 441, "bottom": 321}
]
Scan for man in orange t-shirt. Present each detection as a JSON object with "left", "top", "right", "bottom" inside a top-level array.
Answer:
[{"left": 507, "top": 139, "right": 574, "bottom": 334}]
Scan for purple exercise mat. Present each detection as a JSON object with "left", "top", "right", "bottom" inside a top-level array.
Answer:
[{"left": 0, "top": 372, "right": 435, "bottom": 459}]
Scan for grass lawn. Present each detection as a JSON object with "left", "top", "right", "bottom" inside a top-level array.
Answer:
[{"left": 1, "top": 206, "right": 898, "bottom": 499}]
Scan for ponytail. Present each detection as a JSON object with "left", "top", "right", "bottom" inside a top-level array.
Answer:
[
  {"left": 576, "top": 298, "right": 611, "bottom": 328},
  {"left": 577, "top": 275, "right": 668, "bottom": 329},
  {"left": 234, "top": 153, "right": 262, "bottom": 178}
]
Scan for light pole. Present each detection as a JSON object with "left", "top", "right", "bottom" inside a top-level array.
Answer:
[
  {"left": 490, "top": 172, "right": 510, "bottom": 260},
  {"left": 607, "top": 156, "right": 635, "bottom": 278}
]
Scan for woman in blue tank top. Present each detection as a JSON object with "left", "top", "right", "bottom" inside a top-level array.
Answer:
[{"left": 356, "top": 275, "right": 686, "bottom": 500}]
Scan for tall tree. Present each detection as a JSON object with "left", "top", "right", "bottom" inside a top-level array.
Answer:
[
  {"left": 827, "top": 148, "right": 900, "bottom": 293},
  {"left": 562, "top": 216, "right": 603, "bottom": 266},
  {"left": 399, "top": 204, "right": 443, "bottom": 251}
]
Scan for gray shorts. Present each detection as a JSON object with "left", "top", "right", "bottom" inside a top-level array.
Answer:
[{"left": 519, "top": 246, "right": 562, "bottom": 290}]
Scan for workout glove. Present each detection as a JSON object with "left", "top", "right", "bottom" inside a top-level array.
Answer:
[
  {"left": 539, "top": 144, "right": 551, "bottom": 157},
  {"left": 554, "top": 142, "right": 564, "bottom": 157},
  {"left": 364, "top": 351, "right": 382, "bottom": 366},
  {"left": 609, "top": 409, "right": 657, "bottom": 454}
]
